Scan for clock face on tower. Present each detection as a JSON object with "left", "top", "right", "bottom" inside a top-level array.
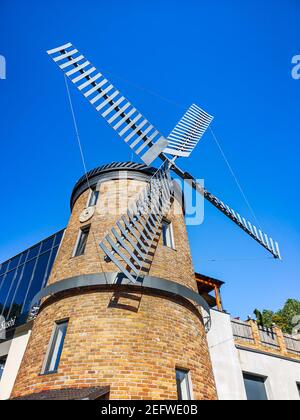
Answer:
[{"left": 79, "top": 206, "right": 95, "bottom": 223}]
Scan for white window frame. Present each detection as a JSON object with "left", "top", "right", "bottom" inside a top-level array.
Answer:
[
  {"left": 87, "top": 186, "right": 99, "bottom": 207},
  {"left": 72, "top": 225, "right": 90, "bottom": 258},
  {"left": 162, "top": 220, "right": 175, "bottom": 250},
  {"left": 42, "top": 319, "right": 68, "bottom": 375},
  {"left": 176, "top": 368, "right": 194, "bottom": 400}
]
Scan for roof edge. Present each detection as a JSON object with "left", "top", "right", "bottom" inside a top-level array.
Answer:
[{"left": 70, "top": 162, "right": 157, "bottom": 209}]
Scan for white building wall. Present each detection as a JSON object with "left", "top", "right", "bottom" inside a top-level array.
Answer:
[
  {"left": 207, "top": 309, "right": 300, "bottom": 400},
  {"left": 0, "top": 325, "right": 32, "bottom": 400},
  {"left": 238, "top": 348, "right": 300, "bottom": 400},
  {"left": 207, "top": 309, "right": 247, "bottom": 400}
]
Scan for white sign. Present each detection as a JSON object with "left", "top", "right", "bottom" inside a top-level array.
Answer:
[{"left": 0, "top": 316, "right": 16, "bottom": 340}]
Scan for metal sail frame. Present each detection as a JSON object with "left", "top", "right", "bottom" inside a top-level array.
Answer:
[
  {"left": 47, "top": 42, "right": 168, "bottom": 166},
  {"left": 47, "top": 42, "right": 282, "bottom": 261},
  {"left": 99, "top": 165, "right": 174, "bottom": 283},
  {"left": 165, "top": 104, "right": 214, "bottom": 158}
]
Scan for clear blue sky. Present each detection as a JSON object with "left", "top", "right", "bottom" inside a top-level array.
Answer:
[{"left": 0, "top": 0, "right": 299, "bottom": 318}]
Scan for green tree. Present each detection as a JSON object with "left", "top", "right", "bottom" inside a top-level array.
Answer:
[
  {"left": 261, "top": 310, "right": 275, "bottom": 328},
  {"left": 254, "top": 299, "right": 300, "bottom": 334}
]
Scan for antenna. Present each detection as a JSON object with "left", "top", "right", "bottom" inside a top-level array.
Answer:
[{"left": 47, "top": 42, "right": 282, "bottom": 263}]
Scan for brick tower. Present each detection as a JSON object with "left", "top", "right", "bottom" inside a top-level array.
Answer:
[{"left": 11, "top": 162, "right": 217, "bottom": 400}]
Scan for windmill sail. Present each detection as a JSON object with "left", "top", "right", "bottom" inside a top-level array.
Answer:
[
  {"left": 164, "top": 104, "right": 213, "bottom": 158},
  {"left": 205, "top": 190, "right": 282, "bottom": 259},
  {"left": 100, "top": 165, "right": 174, "bottom": 283},
  {"left": 176, "top": 168, "right": 282, "bottom": 260},
  {"left": 47, "top": 42, "right": 281, "bottom": 261},
  {"left": 47, "top": 42, "right": 168, "bottom": 166}
]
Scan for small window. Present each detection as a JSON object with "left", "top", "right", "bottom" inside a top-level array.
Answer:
[
  {"left": 243, "top": 373, "right": 268, "bottom": 400},
  {"left": 0, "top": 356, "right": 7, "bottom": 381},
  {"left": 176, "top": 368, "right": 192, "bottom": 400},
  {"left": 73, "top": 226, "right": 90, "bottom": 257},
  {"left": 88, "top": 187, "right": 99, "bottom": 207},
  {"left": 162, "top": 220, "right": 175, "bottom": 249},
  {"left": 43, "top": 320, "right": 68, "bottom": 374}
]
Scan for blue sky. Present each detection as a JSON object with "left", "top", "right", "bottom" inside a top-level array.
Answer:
[{"left": 0, "top": 0, "right": 299, "bottom": 318}]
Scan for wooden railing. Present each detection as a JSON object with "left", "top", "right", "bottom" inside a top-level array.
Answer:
[
  {"left": 231, "top": 319, "right": 300, "bottom": 359},
  {"left": 258, "top": 326, "right": 280, "bottom": 349},
  {"left": 231, "top": 319, "right": 254, "bottom": 343},
  {"left": 284, "top": 334, "right": 300, "bottom": 355}
]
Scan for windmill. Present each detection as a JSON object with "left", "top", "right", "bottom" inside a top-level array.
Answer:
[{"left": 47, "top": 42, "right": 281, "bottom": 284}]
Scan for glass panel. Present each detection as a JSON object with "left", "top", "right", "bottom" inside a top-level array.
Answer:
[
  {"left": 74, "top": 227, "right": 90, "bottom": 257},
  {"left": 0, "top": 261, "right": 9, "bottom": 276},
  {"left": 0, "top": 356, "right": 7, "bottom": 381},
  {"left": 176, "top": 369, "right": 191, "bottom": 400},
  {"left": 0, "top": 271, "right": 16, "bottom": 317},
  {"left": 44, "top": 321, "right": 68, "bottom": 374},
  {"left": 40, "top": 236, "right": 54, "bottom": 254},
  {"left": 89, "top": 189, "right": 99, "bottom": 207},
  {"left": 54, "top": 230, "right": 64, "bottom": 247},
  {"left": 0, "top": 230, "right": 64, "bottom": 329},
  {"left": 9, "top": 259, "right": 36, "bottom": 321},
  {"left": 243, "top": 373, "right": 268, "bottom": 400},
  {"left": 162, "top": 224, "right": 167, "bottom": 246},
  {"left": 19, "top": 251, "right": 27, "bottom": 266},
  {"left": 0, "top": 275, "right": 5, "bottom": 292},
  {"left": 162, "top": 221, "right": 174, "bottom": 249},
  {"left": 27, "top": 245, "right": 40, "bottom": 260},
  {"left": 22, "top": 251, "right": 51, "bottom": 316},
  {"left": 1, "top": 269, "right": 19, "bottom": 319},
  {"left": 8, "top": 255, "right": 20, "bottom": 271},
  {"left": 46, "top": 247, "right": 59, "bottom": 280}
]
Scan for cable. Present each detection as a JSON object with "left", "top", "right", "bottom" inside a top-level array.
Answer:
[
  {"left": 64, "top": 76, "right": 109, "bottom": 284},
  {"left": 65, "top": 67, "right": 267, "bottom": 259},
  {"left": 100, "top": 67, "right": 185, "bottom": 111},
  {"left": 64, "top": 75, "right": 91, "bottom": 190},
  {"left": 103, "top": 70, "right": 265, "bottom": 234},
  {"left": 198, "top": 256, "right": 274, "bottom": 263},
  {"left": 209, "top": 127, "right": 263, "bottom": 231},
  {"left": 208, "top": 337, "right": 235, "bottom": 350}
]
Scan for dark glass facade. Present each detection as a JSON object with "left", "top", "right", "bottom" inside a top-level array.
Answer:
[{"left": 0, "top": 229, "right": 64, "bottom": 334}]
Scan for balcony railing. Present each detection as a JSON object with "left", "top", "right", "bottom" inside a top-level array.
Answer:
[
  {"left": 231, "top": 319, "right": 254, "bottom": 343},
  {"left": 284, "top": 334, "right": 300, "bottom": 355},
  {"left": 258, "top": 326, "right": 280, "bottom": 349},
  {"left": 231, "top": 319, "right": 300, "bottom": 359}
]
